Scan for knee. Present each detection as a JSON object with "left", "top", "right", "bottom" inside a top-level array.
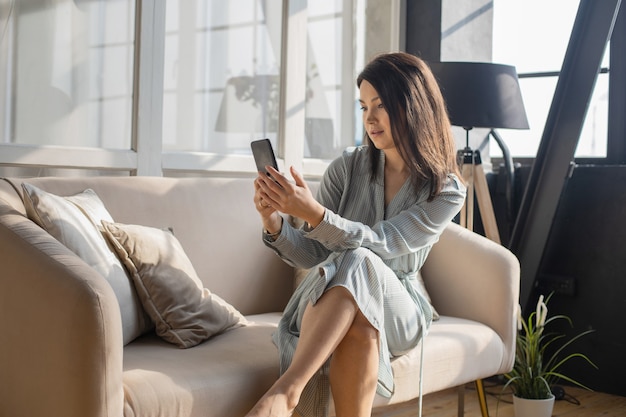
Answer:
[
  {"left": 343, "top": 311, "right": 378, "bottom": 346},
  {"left": 342, "top": 247, "right": 373, "bottom": 263}
]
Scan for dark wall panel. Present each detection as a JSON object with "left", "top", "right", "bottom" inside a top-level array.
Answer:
[{"left": 532, "top": 165, "right": 626, "bottom": 396}]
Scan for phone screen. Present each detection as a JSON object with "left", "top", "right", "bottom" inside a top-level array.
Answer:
[{"left": 251, "top": 138, "right": 278, "bottom": 175}]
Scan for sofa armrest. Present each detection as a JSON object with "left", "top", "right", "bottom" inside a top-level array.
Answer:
[
  {"left": 0, "top": 206, "right": 124, "bottom": 417},
  {"left": 421, "top": 222, "right": 520, "bottom": 374}
]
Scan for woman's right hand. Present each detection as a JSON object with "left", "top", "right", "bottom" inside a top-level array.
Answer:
[
  {"left": 254, "top": 174, "right": 283, "bottom": 234},
  {"left": 258, "top": 166, "right": 325, "bottom": 229}
]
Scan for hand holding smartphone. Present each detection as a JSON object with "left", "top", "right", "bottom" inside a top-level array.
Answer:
[{"left": 251, "top": 138, "right": 278, "bottom": 178}]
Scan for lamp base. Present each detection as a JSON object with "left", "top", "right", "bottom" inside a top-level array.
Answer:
[{"left": 458, "top": 148, "right": 501, "bottom": 244}]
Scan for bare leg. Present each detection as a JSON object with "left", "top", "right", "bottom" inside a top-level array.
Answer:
[
  {"left": 246, "top": 286, "right": 368, "bottom": 417},
  {"left": 329, "top": 310, "right": 379, "bottom": 417}
]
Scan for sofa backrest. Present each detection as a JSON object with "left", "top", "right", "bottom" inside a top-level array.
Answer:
[{"left": 0, "top": 176, "right": 294, "bottom": 315}]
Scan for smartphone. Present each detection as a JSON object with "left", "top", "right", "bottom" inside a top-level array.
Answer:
[{"left": 251, "top": 138, "right": 278, "bottom": 177}]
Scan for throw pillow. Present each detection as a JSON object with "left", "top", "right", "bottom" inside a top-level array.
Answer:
[
  {"left": 21, "top": 183, "right": 151, "bottom": 345},
  {"left": 101, "top": 221, "right": 248, "bottom": 348}
]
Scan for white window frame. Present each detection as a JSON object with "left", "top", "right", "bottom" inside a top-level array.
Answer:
[{"left": 0, "top": 0, "right": 404, "bottom": 179}]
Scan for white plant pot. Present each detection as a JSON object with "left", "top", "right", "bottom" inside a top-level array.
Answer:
[{"left": 513, "top": 394, "right": 555, "bottom": 417}]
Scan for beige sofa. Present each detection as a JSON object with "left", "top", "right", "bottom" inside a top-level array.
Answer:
[{"left": 0, "top": 176, "right": 520, "bottom": 417}]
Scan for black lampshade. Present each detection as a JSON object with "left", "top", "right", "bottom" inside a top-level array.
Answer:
[{"left": 429, "top": 61, "right": 529, "bottom": 130}]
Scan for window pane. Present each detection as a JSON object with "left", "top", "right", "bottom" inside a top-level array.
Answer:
[
  {"left": 490, "top": 71, "right": 609, "bottom": 159},
  {"left": 491, "top": 76, "right": 558, "bottom": 158},
  {"left": 492, "top": 0, "right": 579, "bottom": 158},
  {"left": 162, "top": 0, "right": 282, "bottom": 155},
  {"left": 576, "top": 72, "right": 609, "bottom": 158},
  {"left": 305, "top": 1, "right": 355, "bottom": 159},
  {"left": 492, "top": 0, "right": 609, "bottom": 159},
  {"left": 493, "top": 0, "right": 579, "bottom": 73},
  {"left": 1, "top": 0, "right": 135, "bottom": 149}
]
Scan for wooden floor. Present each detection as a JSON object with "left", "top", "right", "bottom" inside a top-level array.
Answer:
[{"left": 371, "top": 381, "right": 626, "bottom": 417}]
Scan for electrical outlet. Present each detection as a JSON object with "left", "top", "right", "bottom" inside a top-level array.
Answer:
[{"left": 536, "top": 274, "right": 576, "bottom": 296}]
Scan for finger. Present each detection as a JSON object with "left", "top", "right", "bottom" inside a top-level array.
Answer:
[
  {"left": 256, "top": 198, "right": 273, "bottom": 211},
  {"left": 254, "top": 181, "right": 268, "bottom": 204},
  {"left": 257, "top": 169, "right": 278, "bottom": 189},
  {"left": 256, "top": 175, "right": 274, "bottom": 197},
  {"left": 260, "top": 191, "right": 278, "bottom": 209},
  {"left": 290, "top": 166, "right": 308, "bottom": 190},
  {"left": 254, "top": 176, "right": 269, "bottom": 195},
  {"left": 266, "top": 166, "right": 288, "bottom": 189}
]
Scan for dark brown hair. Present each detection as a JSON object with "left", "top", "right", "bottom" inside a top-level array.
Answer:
[{"left": 357, "top": 52, "right": 461, "bottom": 200}]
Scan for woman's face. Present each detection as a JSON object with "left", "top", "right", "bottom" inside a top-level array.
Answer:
[{"left": 359, "top": 80, "right": 394, "bottom": 152}]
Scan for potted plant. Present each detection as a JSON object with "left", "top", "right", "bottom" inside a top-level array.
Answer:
[{"left": 504, "top": 294, "right": 597, "bottom": 417}]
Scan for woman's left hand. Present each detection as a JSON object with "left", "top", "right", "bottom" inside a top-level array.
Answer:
[{"left": 255, "top": 166, "right": 325, "bottom": 228}]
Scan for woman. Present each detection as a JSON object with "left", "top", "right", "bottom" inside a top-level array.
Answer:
[{"left": 248, "top": 52, "right": 466, "bottom": 417}]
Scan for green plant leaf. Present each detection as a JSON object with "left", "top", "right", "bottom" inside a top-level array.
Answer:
[{"left": 504, "top": 294, "right": 598, "bottom": 399}]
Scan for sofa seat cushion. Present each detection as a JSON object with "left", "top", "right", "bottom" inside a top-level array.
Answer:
[
  {"left": 370, "top": 316, "right": 506, "bottom": 410},
  {"left": 122, "top": 313, "right": 282, "bottom": 417},
  {"left": 123, "top": 311, "right": 504, "bottom": 417}
]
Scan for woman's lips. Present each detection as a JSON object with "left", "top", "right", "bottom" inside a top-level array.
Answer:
[{"left": 369, "top": 129, "right": 383, "bottom": 137}]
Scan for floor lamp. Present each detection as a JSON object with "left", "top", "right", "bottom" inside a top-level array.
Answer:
[
  {"left": 429, "top": 61, "right": 529, "bottom": 417},
  {"left": 429, "top": 61, "right": 529, "bottom": 245}
]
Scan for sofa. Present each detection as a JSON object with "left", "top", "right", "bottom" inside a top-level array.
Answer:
[{"left": 0, "top": 176, "right": 520, "bottom": 417}]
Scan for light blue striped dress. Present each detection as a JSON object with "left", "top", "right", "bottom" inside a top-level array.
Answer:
[{"left": 263, "top": 146, "right": 466, "bottom": 417}]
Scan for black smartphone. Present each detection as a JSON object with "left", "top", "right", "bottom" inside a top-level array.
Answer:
[{"left": 251, "top": 138, "right": 278, "bottom": 177}]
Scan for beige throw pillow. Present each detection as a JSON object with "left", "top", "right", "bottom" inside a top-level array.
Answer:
[
  {"left": 21, "top": 183, "right": 150, "bottom": 344},
  {"left": 101, "top": 221, "right": 248, "bottom": 348}
]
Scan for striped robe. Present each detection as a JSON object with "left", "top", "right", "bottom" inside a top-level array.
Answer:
[{"left": 263, "top": 146, "right": 466, "bottom": 417}]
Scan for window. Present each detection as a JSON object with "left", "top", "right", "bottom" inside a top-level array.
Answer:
[
  {"left": 0, "top": 0, "right": 388, "bottom": 176},
  {"left": 161, "top": 0, "right": 360, "bottom": 167},
  {"left": 0, "top": 0, "right": 136, "bottom": 150},
  {"left": 304, "top": 1, "right": 356, "bottom": 160},
  {"left": 161, "top": 1, "right": 282, "bottom": 156},
  {"left": 492, "top": 0, "right": 610, "bottom": 159}
]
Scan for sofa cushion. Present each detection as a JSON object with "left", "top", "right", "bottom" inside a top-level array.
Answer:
[
  {"left": 371, "top": 316, "right": 506, "bottom": 409},
  {"left": 102, "top": 221, "right": 248, "bottom": 348},
  {"left": 122, "top": 313, "right": 281, "bottom": 417},
  {"left": 20, "top": 183, "right": 149, "bottom": 345}
]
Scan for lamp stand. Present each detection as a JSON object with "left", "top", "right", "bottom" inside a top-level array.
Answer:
[{"left": 458, "top": 128, "right": 501, "bottom": 244}]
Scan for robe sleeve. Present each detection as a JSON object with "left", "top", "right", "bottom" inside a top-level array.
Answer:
[{"left": 305, "top": 174, "right": 466, "bottom": 260}]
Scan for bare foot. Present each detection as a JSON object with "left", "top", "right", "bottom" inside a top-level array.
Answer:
[{"left": 245, "top": 383, "right": 298, "bottom": 417}]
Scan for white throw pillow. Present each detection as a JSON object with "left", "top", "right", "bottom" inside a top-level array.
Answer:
[{"left": 21, "top": 183, "right": 151, "bottom": 345}]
